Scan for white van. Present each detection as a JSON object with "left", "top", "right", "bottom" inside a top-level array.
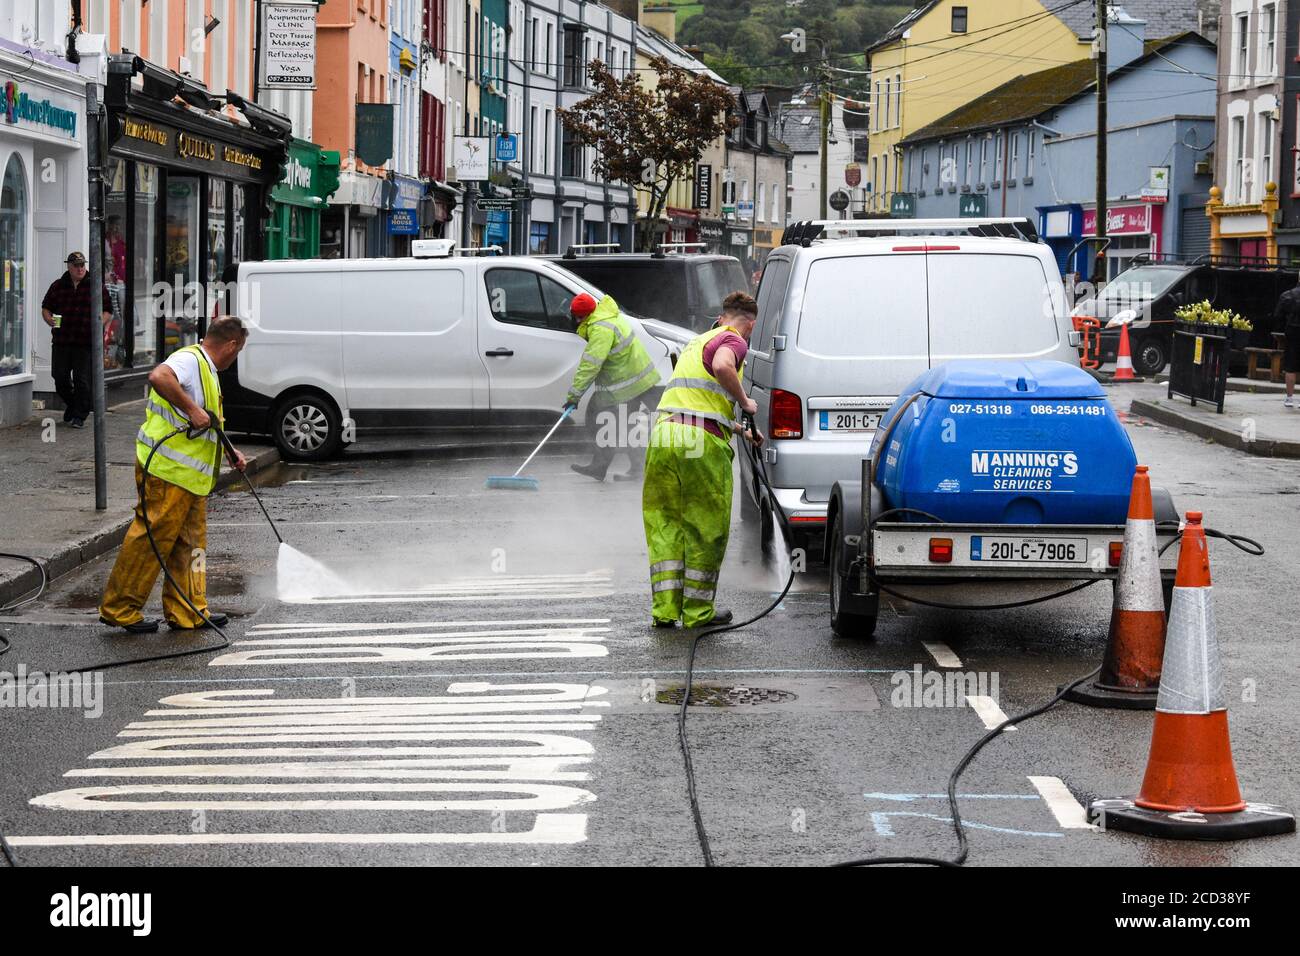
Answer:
[
  {"left": 739, "top": 218, "right": 1083, "bottom": 549},
  {"left": 221, "top": 249, "right": 684, "bottom": 459}
]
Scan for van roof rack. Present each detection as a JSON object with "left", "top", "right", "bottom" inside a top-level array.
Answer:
[
  {"left": 563, "top": 243, "right": 622, "bottom": 259},
  {"left": 652, "top": 242, "right": 707, "bottom": 259},
  {"left": 1130, "top": 251, "right": 1299, "bottom": 271},
  {"left": 780, "top": 217, "right": 1039, "bottom": 246}
]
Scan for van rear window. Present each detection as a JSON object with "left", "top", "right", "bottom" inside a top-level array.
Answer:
[
  {"left": 559, "top": 262, "right": 688, "bottom": 324},
  {"left": 928, "top": 254, "right": 1059, "bottom": 359},
  {"left": 797, "top": 255, "right": 929, "bottom": 360}
]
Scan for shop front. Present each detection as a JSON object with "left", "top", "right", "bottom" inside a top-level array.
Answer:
[
  {"left": 420, "top": 182, "right": 458, "bottom": 239},
  {"left": 102, "top": 55, "right": 290, "bottom": 375},
  {"left": 323, "top": 170, "right": 386, "bottom": 258},
  {"left": 0, "top": 44, "right": 89, "bottom": 425},
  {"left": 698, "top": 219, "right": 725, "bottom": 254},
  {"left": 267, "top": 138, "right": 340, "bottom": 260},
  {"left": 1082, "top": 202, "right": 1164, "bottom": 280},
  {"left": 666, "top": 207, "right": 699, "bottom": 248},
  {"left": 725, "top": 226, "right": 753, "bottom": 270},
  {"left": 1207, "top": 183, "right": 1279, "bottom": 263}
]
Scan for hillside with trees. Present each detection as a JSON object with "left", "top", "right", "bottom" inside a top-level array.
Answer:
[{"left": 670, "top": 0, "right": 912, "bottom": 87}]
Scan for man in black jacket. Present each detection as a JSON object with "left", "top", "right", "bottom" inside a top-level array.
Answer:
[
  {"left": 40, "top": 252, "right": 111, "bottom": 427},
  {"left": 1275, "top": 282, "right": 1300, "bottom": 408}
]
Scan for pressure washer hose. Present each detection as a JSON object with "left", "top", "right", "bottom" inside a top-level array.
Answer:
[{"left": 676, "top": 416, "right": 1266, "bottom": 867}]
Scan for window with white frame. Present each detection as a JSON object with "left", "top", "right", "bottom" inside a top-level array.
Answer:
[
  {"left": 894, "top": 73, "right": 902, "bottom": 128},
  {"left": 210, "top": 0, "right": 227, "bottom": 93},
  {"left": 1259, "top": 109, "right": 1276, "bottom": 192},
  {"left": 964, "top": 138, "right": 972, "bottom": 185},
  {"left": 757, "top": 181, "right": 766, "bottom": 221},
  {"left": 1010, "top": 131, "right": 1020, "bottom": 180},
  {"left": 185, "top": 0, "right": 204, "bottom": 77},
  {"left": 882, "top": 153, "right": 889, "bottom": 198},
  {"left": 979, "top": 136, "right": 988, "bottom": 183},
  {"left": 1260, "top": 4, "right": 1277, "bottom": 76},
  {"left": 883, "top": 77, "right": 891, "bottom": 129},
  {"left": 871, "top": 156, "right": 878, "bottom": 195},
  {"left": 772, "top": 183, "right": 780, "bottom": 222},
  {"left": 873, "top": 82, "right": 880, "bottom": 132},
  {"left": 994, "top": 134, "right": 1003, "bottom": 183},
  {"left": 1233, "top": 13, "right": 1249, "bottom": 84},
  {"left": 1231, "top": 114, "right": 1247, "bottom": 202},
  {"left": 150, "top": 1, "right": 168, "bottom": 67}
]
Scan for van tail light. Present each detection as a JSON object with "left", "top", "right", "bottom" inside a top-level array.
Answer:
[
  {"left": 1109, "top": 541, "right": 1123, "bottom": 567},
  {"left": 929, "top": 538, "right": 954, "bottom": 563},
  {"left": 769, "top": 389, "right": 803, "bottom": 440}
]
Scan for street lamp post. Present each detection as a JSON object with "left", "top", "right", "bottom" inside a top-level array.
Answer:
[{"left": 780, "top": 32, "right": 829, "bottom": 220}]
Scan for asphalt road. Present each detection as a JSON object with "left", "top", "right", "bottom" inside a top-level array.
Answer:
[{"left": 1, "top": 412, "right": 1297, "bottom": 867}]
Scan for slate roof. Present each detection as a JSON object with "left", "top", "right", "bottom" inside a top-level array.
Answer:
[
  {"left": 900, "top": 32, "right": 1208, "bottom": 144},
  {"left": 777, "top": 107, "right": 821, "bottom": 152}
]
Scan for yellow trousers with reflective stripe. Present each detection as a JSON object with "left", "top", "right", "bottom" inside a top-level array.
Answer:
[
  {"left": 642, "top": 421, "right": 733, "bottom": 627},
  {"left": 100, "top": 464, "right": 210, "bottom": 628}
]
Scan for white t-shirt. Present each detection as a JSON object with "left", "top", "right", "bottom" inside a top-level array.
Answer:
[{"left": 162, "top": 346, "right": 218, "bottom": 412}]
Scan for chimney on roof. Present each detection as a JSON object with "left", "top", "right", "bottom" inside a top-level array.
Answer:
[
  {"left": 643, "top": 5, "right": 677, "bottom": 43},
  {"left": 1106, "top": 6, "right": 1146, "bottom": 71}
]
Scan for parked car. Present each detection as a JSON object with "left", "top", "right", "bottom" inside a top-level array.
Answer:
[
  {"left": 542, "top": 247, "right": 751, "bottom": 334},
  {"left": 219, "top": 246, "right": 679, "bottom": 460},
  {"left": 739, "top": 218, "right": 1083, "bottom": 554},
  {"left": 1070, "top": 255, "right": 1297, "bottom": 375}
]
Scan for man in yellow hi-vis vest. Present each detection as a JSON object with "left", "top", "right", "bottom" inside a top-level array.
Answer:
[
  {"left": 99, "top": 317, "right": 250, "bottom": 633},
  {"left": 563, "top": 291, "right": 662, "bottom": 481},
  {"left": 643, "top": 292, "right": 763, "bottom": 628}
]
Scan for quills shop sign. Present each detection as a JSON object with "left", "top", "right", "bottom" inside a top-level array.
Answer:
[{"left": 118, "top": 116, "right": 267, "bottom": 178}]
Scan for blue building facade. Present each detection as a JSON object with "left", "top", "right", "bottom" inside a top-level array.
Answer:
[{"left": 896, "top": 17, "right": 1216, "bottom": 281}]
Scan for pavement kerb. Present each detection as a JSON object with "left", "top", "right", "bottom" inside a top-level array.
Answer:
[
  {"left": 0, "top": 444, "right": 281, "bottom": 611},
  {"left": 1130, "top": 398, "right": 1300, "bottom": 459}
]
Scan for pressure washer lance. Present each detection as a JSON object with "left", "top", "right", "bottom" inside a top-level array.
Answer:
[
  {"left": 675, "top": 415, "right": 1264, "bottom": 867},
  {"left": 63, "top": 417, "right": 284, "bottom": 675}
]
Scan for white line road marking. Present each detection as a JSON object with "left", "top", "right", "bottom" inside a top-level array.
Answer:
[
  {"left": 965, "top": 695, "right": 1016, "bottom": 731},
  {"left": 218, "top": 618, "right": 614, "bottom": 665},
  {"left": 248, "top": 618, "right": 610, "bottom": 633},
  {"left": 1028, "top": 776, "right": 1098, "bottom": 830},
  {"left": 922, "top": 642, "right": 963, "bottom": 669},
  {"left": 8, "top": 814, "right": 587, "bottom": 847},
  {"left": 27, "top": 683, "right": 606, "bottom": 848},
  {"left": 276, "top": 572, "right": 615, "bottom": 605}
]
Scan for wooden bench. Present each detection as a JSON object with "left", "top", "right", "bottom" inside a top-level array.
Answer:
[{"left": 1245, "top": 347, "right": 1284, "bottom": 383}]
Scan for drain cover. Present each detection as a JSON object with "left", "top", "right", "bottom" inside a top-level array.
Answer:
[{"left": 656, "top": 685, "right": 797, "bottom": 707}]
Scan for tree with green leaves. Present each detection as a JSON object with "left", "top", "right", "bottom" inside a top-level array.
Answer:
[{"left": 559, "top": 55, "right": 737, "bottom": 252}]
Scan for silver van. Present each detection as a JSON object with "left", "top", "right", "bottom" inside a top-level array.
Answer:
[{"left": 739, "top": 219, "right": 1083, "bottom": 550}]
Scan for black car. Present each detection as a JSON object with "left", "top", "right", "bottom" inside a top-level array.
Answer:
[
  {"left": 543, "top": 249, "right": 750, "bottom": 334},
  {"left": 1071, "top": 255, "right": 1295, "bottom": 375}
]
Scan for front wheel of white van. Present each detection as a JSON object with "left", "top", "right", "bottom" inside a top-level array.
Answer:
[{"left": 273, "top": 393, "right": 343, "bottom": 462}]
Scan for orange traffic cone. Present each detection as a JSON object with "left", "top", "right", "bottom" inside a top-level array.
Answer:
[
  {"left": 1112, "top": 322, "right": 1138, "bottom": 382},
  {"left": 1065, "top": 465, "right": 1166, "bottom": 709},
  {"left": 1088, "top": 512, "right": 1295, "bottom": 839}
]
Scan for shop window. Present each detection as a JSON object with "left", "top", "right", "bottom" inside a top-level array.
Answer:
[
  {"left": 530, "top": 221, "right": 551, "bottom": 254},
  {"left": 104, "top": 157, "right": 129, "bottom": 369},
  {"left": 164, "top": 174, "right": 202, "bottom": 357},
  {"left": 0, "top": 155, "right": 27, "bottom": 377},
  {"left": 132, "top": 163, "right": 161, "bottom": 367}
]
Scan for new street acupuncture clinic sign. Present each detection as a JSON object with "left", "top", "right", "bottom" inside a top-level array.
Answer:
[{"left": 260, "top": 1, "right": 319, "bottom": 90}]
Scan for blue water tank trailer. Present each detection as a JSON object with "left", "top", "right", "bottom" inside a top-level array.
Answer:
[{"left": 871, "top": 361, "right": 1137, "bottom": 525}]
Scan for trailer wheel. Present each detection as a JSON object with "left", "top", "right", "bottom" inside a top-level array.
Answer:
[{"left": 829, "top": 514, "right": 877, "bottom": 639}]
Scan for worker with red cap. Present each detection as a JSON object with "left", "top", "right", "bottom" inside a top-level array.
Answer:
[{"left": 562, "top": 292, "right": 662, "bottom": 481}]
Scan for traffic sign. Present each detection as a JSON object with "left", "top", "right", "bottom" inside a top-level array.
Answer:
[{"left": 477, "top": 198, "right": 517, "bottom": 211}]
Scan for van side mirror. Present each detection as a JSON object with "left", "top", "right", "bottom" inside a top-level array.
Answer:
[{"left": 771, "top": 334, "right": 787, "bottom": 351}]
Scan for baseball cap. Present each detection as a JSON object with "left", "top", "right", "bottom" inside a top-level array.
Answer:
[{"left": 66, "top": 252, "right": 87, "bottom": 266}]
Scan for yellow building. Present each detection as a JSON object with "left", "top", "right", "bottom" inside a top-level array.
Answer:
[{"left": 864, "top": 1, "right": 1094, "bottom": 215}]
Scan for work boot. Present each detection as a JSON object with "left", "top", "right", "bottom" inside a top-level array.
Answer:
[
  {"left": 652, "top": 617, "right": 678, "bottom": 629},
  {"left": 101, "top": 616, "right": 161, "bottom": 634},
  {"left": 570, "top": 462, "right": 606, "bottom": 481},
  {"left": 169, "top": 612, "right": 229, "bottom": 630},
  {"left": 612, "top": 471, "right": 641, "bottom": 482},
  {"left": 697, "top": 609, "right": 733, "bottom": 627}
]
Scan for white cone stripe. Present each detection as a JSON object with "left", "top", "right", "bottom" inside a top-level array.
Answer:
[
  {"left": 1115, "top": 518, "right": 1165, "bottom": 613},
  {"left": 1116, "top": 355, "right": 1134, "bottom": 370},
  {"left": 1155, "top": 586, "right": 1224, "bottom": 714}
]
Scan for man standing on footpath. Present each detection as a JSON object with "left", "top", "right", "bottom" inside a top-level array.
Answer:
[
  {"left": 40, "top": 251, "right": 112, "bottom": 428},
  {"left": 642, "top": 291, "right": 763, "bottom": 629},
  {"left": 99, "top": 316, "right": 250, "bottom": 634}
]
